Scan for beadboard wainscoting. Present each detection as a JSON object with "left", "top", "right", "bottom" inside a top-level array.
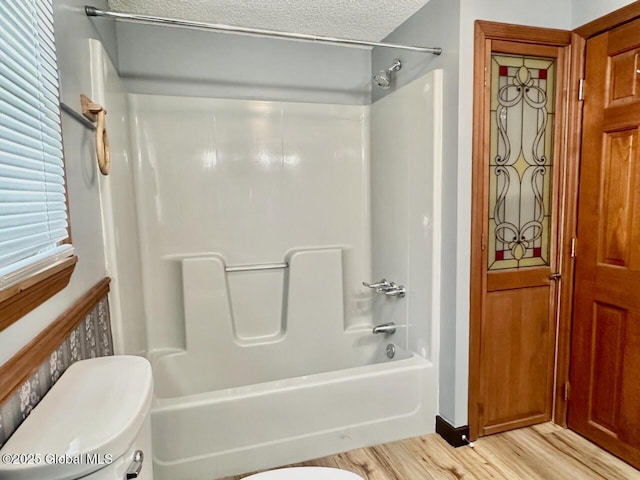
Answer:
[{"left": 0, "top": 280, "right": 113, "bottom": 448}]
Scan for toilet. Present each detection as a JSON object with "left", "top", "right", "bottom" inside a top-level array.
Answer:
[
  {"left": 0, "top": 355, "right": 154, "bottom": 480},
  {"left": 243, "top": 467, "right": 365, "bottom": 479}
]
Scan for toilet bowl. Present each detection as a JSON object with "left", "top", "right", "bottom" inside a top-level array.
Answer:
[
  {"left": 243, "top": 467, "right": 365, "bottom": 479},
  {"left": 0, "top": 355, "right": 154, "bottom": 480}
]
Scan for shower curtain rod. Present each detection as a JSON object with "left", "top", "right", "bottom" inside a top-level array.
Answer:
[{"left": 85, "top": 6, "right": 442, "bottom": 55}]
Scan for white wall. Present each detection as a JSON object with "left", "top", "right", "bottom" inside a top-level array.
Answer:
[
  {"left": 0, "top": 1, "right": 116, "bottom": 365},
  {"left": 572, "top": 0, "right": 637, "bottom": 27},
  {"left": 116, "top": 23, "right": 371, "bottom": 105},
  {"left": 128, "top": 95, "right": 371, "bottom": 352},
  {"left": 371, "top": 71, "right": 443, "bottom": 362}
]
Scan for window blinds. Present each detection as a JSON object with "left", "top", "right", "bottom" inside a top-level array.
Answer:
[{"left": 0, "top": 0, "right": 73, "bottom": 288}]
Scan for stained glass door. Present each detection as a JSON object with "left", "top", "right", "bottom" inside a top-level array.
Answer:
[
  {"left": 473, "top": 38, "right": 567, "bottom": 438},
  {"left": 489, "top": 55, "right": 555, "bottom": 271}
]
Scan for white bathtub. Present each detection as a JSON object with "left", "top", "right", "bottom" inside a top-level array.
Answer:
[{"left": 150, "top": 348, "right": 437, "bottom": 480}]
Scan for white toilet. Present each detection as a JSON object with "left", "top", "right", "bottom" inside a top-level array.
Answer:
[
  {"left": 0, "top": 355, "right": 154, "bottom": 480},
  {"left": 243, "top": 467, "right": 365, "bottom": 479}
]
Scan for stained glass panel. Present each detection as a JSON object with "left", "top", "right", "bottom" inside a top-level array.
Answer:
[{"left": 488, "top": 54, "right": 555, "bottom": 271}]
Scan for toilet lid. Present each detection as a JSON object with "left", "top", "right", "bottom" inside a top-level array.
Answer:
[
  {"left": 0, "top": 356, "right": 153, "bottom": 480},
  {"left": 243, "top": 467, "right": 364, "bottom": 480}
]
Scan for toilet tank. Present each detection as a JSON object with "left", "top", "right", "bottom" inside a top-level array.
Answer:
[{"left": 0, "top": 355, "right": 154, "bottom": 480}]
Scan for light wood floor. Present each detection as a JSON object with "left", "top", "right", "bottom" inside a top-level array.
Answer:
[{"left": 221, "top": 423, "right": 640, "bottom": 479}]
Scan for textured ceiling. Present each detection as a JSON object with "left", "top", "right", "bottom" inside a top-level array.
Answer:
[{"left": 107, "top": 0, "right": 432, "bottom": 42}]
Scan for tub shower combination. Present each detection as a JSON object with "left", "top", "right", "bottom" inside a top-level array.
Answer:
[
  {"left": 87, "top": 12, "right": 444, "bottom": 480},
  {"left": 150, "top": 257, "right": 436, "bottom": 480},
  {"left": 130, "top": 90, "right": 441, "bottom": 479}
]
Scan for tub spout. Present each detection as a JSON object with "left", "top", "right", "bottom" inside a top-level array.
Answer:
[{"left": 372, "top": 322, "right": 396, "bottom": 334}]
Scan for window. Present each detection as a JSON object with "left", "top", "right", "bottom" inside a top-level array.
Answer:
[{"left": 0, "top": 0, "right": 76, "bottom": 329}]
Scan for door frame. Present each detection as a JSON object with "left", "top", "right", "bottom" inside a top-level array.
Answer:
[
  {"left": 469, "top": 2, "right": 640, "bottom": 441},
  {"left": 468, "top": 21, "right": 572, "bottom": 440}
]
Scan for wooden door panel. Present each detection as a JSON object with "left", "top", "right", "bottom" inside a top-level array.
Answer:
[
  {"left": 608, "top": 21, "right": 640, "bottom": 56},
  {"left": 569, "top": 16, "right": 640, "bottom": 469},
  {"left": 571, "top": 276, "right": 640, "bottom": 465},
  {"left": 480, "top": 286, "right": 554, "bottom": 435},
  {"left": 487, "top": 269, "right": 552, "bottom": 291},
  {"left": 599, "top": 129, "right": 637, "bottom": 266},
  {"left": 620, "top": 315, "right": 640, "bottom": 450},
  {"left": 589, "top": 301, "right": 627, "bottom": 434},
  {"left": 604, "top": 104, "right": 640, "bottom": 130},
  {"left": 610, "top": 50, "right": 640, "bottom": 104}
]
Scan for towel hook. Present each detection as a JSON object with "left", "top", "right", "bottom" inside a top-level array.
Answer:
[{"left": 81, "top": 94, "right": 111, "bottom": 175}]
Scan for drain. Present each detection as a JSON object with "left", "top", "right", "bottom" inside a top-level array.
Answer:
[{"left": 386, "top": 343, "right": 396, "bottom": 359}]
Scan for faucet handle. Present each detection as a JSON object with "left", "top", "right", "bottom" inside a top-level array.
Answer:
[
  {"left": 372, "top": 322, "right": 397, "bottom": 334},
  {"left": 384, "top": 285, "right": 406, "bottom": 298},
  {"left": 377, "top": 281, "right": 397, "bottom": 292},
  {"left": 363, "top": 279, "right": 390, "bottom": 289}
]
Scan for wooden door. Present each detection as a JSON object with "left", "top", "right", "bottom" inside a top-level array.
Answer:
[
  {"left": 471, "top": 32, "right": 569, "bottom": 437},
  {"left": 568, "top": 18, "right": 640, "bottom": 469}
]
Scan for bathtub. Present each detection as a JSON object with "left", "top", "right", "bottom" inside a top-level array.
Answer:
[
  {"left": 145, "top": 252, "right": 438, "bottom": 479},
  {"left": 150, "top": 345, "right": 437, "bottom": 480}
]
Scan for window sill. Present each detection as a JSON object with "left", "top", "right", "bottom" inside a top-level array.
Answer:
[{"left": 0, "top": 256, "right": 78, "bottom": 332}]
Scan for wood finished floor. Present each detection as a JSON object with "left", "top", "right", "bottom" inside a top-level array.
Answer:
[{"left": 221, "top": 423, "right": 640, "bottom": 479}]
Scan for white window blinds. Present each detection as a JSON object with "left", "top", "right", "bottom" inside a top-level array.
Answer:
[{"left": 0, "top": 0, "right": 73, "bottom": 289}]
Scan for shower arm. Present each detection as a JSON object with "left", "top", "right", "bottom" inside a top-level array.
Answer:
[
  {"left": 85, "top": 6, "right": 443, "bottom": 55},
  {"left": 386, "top": 60, "right": 402, "bottom": 74}
]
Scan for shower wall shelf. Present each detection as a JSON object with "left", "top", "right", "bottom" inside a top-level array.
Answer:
[{"left": 85, "top": 6, "right": 442, "bottom": 55}]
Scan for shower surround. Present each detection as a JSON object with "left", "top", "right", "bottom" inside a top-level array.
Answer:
[
  {"left": 129, "top": 96, "right": 373, "bottom": 361},
  {"left": 95, "top": 39, "right": 443, "bottom": 477}
]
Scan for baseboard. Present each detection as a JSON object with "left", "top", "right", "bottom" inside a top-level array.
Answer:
[{"left": 435, "top": 415, "right": 470, "bottom": 448}]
